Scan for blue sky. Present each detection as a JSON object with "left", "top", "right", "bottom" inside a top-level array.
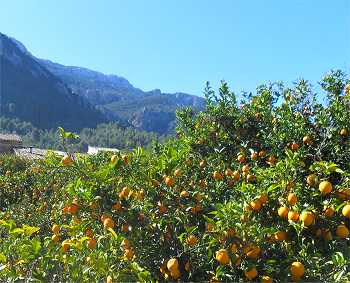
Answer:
[{"left": 1, "top": 0, "right": 349, "bottom": 96}]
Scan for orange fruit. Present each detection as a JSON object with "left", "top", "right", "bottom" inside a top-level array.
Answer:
[
  {"left": 246, "top": 174, "right": 256, "bottom": 182},
  {"left": 336, "top": 188, "right": 350, "bottom": 200},
  {"left": 121, "top": 154, "right": 128, "bottom": 165},
  {"left": 261, "top": 275, "right": 273, "bottom": 283},
  {"left": 180, "top": 190, "right": 190, "bottom": 198},
  {"left": 121, "top": 239, "right": 130, "bottom": 249},
  {"left": 213, "top": 171, "right": 224, "bottom": 180},
  {"left": 287, "top": 193, "right": 298, "bottom": 205},
  {"left": 85, "top": 228, "right": 94, "bottom": 238},
  {"left": 290, "top": 261, "right": 305, "bottom": 279},
  {"left": 215, "top": 249, "right": 230, "bottom": 265},
  {"left": 245, "top": 245, "right": 261, "bottom": 259},
  {"left": 306, "top": 174, "right": 317, "bottom": 187},
  {"left": 336, "top": 224, "right": 349, "bottom": 238},
  {"left": 170, "top": 269, "right": 181, "bottom": 279},
  {"left": 323, "top": 206, "right": 334, "bottom": 217},
  {"left": 199, "top": 160, "right": 206, "bottom": 168},
  {"left": 61, "top": 240, "right": 70, "bottom": 252},
  {"left": 267, "top": 155, "right": 276, "bottom": 165},
  {"left": 164, "top": 176, "right": 175, "bottom": 187},
  {"left": 167, "top": 258, "right": 179, "bottom": 272},
  {"left": 225, "top": 168, "right": 234, "bottom": 177},
  {"left": 206, "top": 223, "right": 214, "bottom": 232},
  {"left": 62, "top": 155, "right": 73, "bottom": 166},
  {"left": 340, "top": 128, "right": 348, "bottom": 137},
  {"left": 233, "top": 170, "right": 241, "bottom": 181},
  {"left": 278, "top": 206, "right": 289, "bottom": 219},
  {"left": 303, "top": 135, "right": 312, "bottom": 145},
  {"left": 288, "top": 211, "right": 300, "bottom": 222},
  {"left": 51, "top": 234, "right": 60, "bottom": 243},
  {"left": 103, "top": 217, "right": 115, "bottom": 229},
  {"left": 258, "top": 150, "right": 266, "bottom": 157},
  {"left": 300, "top": 211, "right": 314, "bottom": 226},
  {"left": 112, "top": 201, "right": 122, "bottom": 211},
  {"left": 124, "top": 248, "right": 134, "bottom": 260},
  {"left": 250, "top": 199, "right": 262, "bottom": 211},
  {"left": 290, "top": 143, "right": 299, "bottom": 151},
  {"left": 87, "top": 238, "right": 97, "bottom": 249},
  {"left": 51, "top": 224, "right": 60, "bottom": 235},
  {"left": 242, "top": 165, "right": 250, "bottom": 173},
  {"left": 110, "top": 155, "right": 118, "bottom": 164},
  {"left": 68, "top": 203, "right": 79, "bottom": 214},
  {"left": 186, "top": 235, "right": 198, "bottom": 247},
  {"left": 106, "top": 275, "right": 113, "bottom": 283},
  {"left": 174, "top": 169, "right": 182, "bottom": 177},
  {"left": 342, "top": 204, "right": 350, "bottom": 218},
  {"left": 259, "top": 193, "right": 268, "bottom": 204},
  {"left": 319, "top": 181, "right": 332, "bottom": 195},
  {"left": 122, "top": 223, "right": 129, "bottom": 233},
  {"left": 237, "top": 154, "right": 246, "bottom": 163},
  {"left": 251, "top": 152, "right": 258, "bottom": 160},
  {"left": 245, "top": 266, "right": 258, "bottom": 280},
  {"left": 323, "top": 229, "right": 333, "bottom": 241},
  {"left": 273, "top": 231, "right": 287, "bottom": 242}
]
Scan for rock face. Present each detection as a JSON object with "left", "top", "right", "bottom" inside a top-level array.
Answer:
[
  {"left": 0, "top": 32, "right": 106, "bottom": 131},
  {"left": 1, "top": 32, "right": 205, "bottom": 134}
]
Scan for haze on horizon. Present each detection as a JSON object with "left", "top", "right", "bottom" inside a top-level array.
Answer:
[{"left": 1, "top": 0, "right": 349, "bottom": 96}]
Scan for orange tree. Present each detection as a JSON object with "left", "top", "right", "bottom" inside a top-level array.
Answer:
[{"left": 0, "top": 69, "right": 349, "bottom": 282}]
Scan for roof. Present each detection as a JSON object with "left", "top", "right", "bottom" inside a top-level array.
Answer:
[
  {"left": 87, "top": 145, "right": 119, "bottom": 155},
  {"left": 0, "top": 134, "right": 22, "bottom": 144}
]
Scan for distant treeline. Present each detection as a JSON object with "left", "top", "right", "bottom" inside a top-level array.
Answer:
[{"left": 0, "top": 116, "right": 166, "bottom": 152}]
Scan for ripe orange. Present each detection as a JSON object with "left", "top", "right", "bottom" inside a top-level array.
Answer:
[
  {"left": 233, "top": 170, "right": 241, "bottom": 181},
  {"left": 300, "top": 211, "right": 314, "bottom": 226},
  {"left": 85, "top": 228, "right": 94, "bottom": 238},
  {"left": 61, "top": 240, "right": 70, "bottom": 252},
  {"left": 250, "top": 199, "right": 262, "bottom": 211},
  {"left": 336, "top": 224, "right": 349, "bottom": 238},
  {"left": 121, "top": 239, "right": 130, "bottom": 249},
  {"left": 306, "top": 174, "right": 317, "bottom": 187},
  {"left": 124, "top": 248, "right": 134, "bottom": 260},
  {"left": 180, "top": 190, "right": 190, "bottom": 198},
  {"left": 261, "top": 275, "right": 273, "bottom": 283},
  {"left": 251, "top": 152, "right": 258, "bottom": 160},
  {"left": 273, "top": 231, "right": 287, "bottom": 242},
  {"left": 319, "top": 181, "right": 332, "bottom": 195},
  {"left": 110, "top": 154, "right": 118, "bottom": 164},
  {"left": 164, "top": 176, "right": 175, "bottom": 187},
  {"left": 186, "top": 235, "right": 198, "bottom": 247},
  {"left": 303, "top": 135, "right": 312, "bottom": 145},
  {"left": 258, "top": 150, "right": 266, "bottom": 157},
  {"left": 323, "top": 206, "right": 334, "bottom": 217},
  {"left": 337, "top": 188, "right": 350, "bottom": 200},
  {"left": 290, "top": 261, "right": 305, "bottom": 279},
  {"left": 62, "top": 155, "right": 73, "bottom": 166},
  {"left": 287, "top": 193, "right": 298, "bottom": 205},
  {"left": 68, "top": 203, "right": 79, "bottom": 214},
  {"left": 167, "top": 258, "right": 179, "bottom": 272},
  {"left": 206, "top": 223, "right": 214, "bottom": 232},
  {"left": 122, "top": 223, "right": 129, "bottom": 233},
  {"left": 121, "top": 154, "right": 128, "bottom": 165},
  {"left": 87, "top": 238, "right": 97, "bottom": 249},
  {"left": 103, "top": 217, "right": 115, "bottom": 229},
  {"left": 288, "top": 211, "right": 300, "bottom": 222},
  {"left": 112, "top": 201, "right": 122, "bottom": 211},
  {"left": 199, "top": 160, "right": 206, "bottom": 168},
  {"left": 323, "top": 229, "right": 333, "bottom": 241},
  {"left": 51, "top": 224, "right": 60, "bottom": 235},
  {"left": 106, "top": 275, "right": 113, "bottom": 283},
  {"left": 213, "top": 171, "right": 224, "bottom": 180},
  {"left": 340, "top": 128, "right": 348, "bottom": 137},
  {"left": 158, "top": 202, "right": 168, "bottom": 214},
  {"left": 278, "top": 206, "right": 289, "bottom": 219},
  {"left": 225, "top": 168, "right": 234, "bottom": 177},
  {"left": 215, "top": 249, "right": 230, "bottom": 265},
  {"left": 170, "top": 269, "right": 181, "bottom": 279},
  {"left": 342, "top": 204, "right": 350, "bottom": 218},
  {"left": 267, "top": 155, "right": 276, "bottom": 165},
  {"left": 237, "top": 154, "right": 246, "bottom": 163},
  {"left": 245, "top": 245, "right": 261, "bottom": 259},
  {"left": 246, "top": 174, "right": 256, "bottom": 182},
  {"left": 51, "top": 234, "right": 60, "bottom": 243},
  {"left": 242, "top": 165, "right": 250, "bottom": 173},
  {"left": 290, "top": 143, "right": 299, "bottom": 151},
  {"left": 259, "top": 193, "right": 268, "bottom": 204},
  {"left": 174, "top": 169, "right": 182, "bottom": 177},
  {"left": 244, "top": 266, "right": 258, "bottom": 280}
]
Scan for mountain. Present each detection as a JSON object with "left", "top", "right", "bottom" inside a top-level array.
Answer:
[
  {"left": 0, "top": 32, "right": 106, "bottom": 131},
  {"left": 1, "top": 32, "right": 205, "bottom": 134},
  {"left": 40, "top": 60, "right": 205, "bottom": 134}
]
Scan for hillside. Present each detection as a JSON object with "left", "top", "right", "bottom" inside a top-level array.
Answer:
[{"left": 0, "top": 33, "right": 106, "bottom": 131}]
